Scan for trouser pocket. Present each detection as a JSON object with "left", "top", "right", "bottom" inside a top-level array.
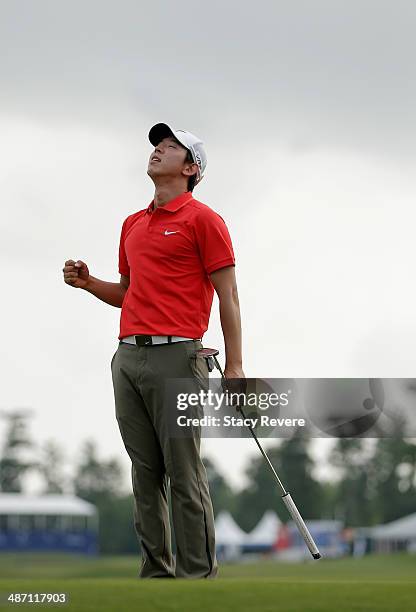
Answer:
[{"left": 187, "top": 346, "right": 210, "bottom": 393}]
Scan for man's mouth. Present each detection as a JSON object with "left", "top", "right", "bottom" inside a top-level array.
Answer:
[{"left": 151, "top": 156, "right": 161, "bottom": 162}]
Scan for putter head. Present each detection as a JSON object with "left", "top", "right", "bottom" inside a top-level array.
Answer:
[
  {"left": 197, "top": 347, "right": 247, "bottom": 412},
  {"left": 196, "top": 348, "right": 220, "bottom": 358}
]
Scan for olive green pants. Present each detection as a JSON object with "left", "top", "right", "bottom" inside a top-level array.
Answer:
[{"left": 110, "top": 339, "right": 218, "bottom": 579}]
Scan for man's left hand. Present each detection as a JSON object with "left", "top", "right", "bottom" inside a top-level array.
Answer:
[
  {"left": 223, "top": 367, "right": 247, "bottom": 411},
  {"left": 224, "top": 366, "right": 245, "bottom": 379}
]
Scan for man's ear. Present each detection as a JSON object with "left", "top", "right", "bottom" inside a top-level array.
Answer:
[{"left": 183, "top": 162, "right": 198, "bottom": 177}]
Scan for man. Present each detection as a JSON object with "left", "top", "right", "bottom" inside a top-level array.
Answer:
[{"left": 62, "top": 122, "right": 244, "bottom": 579}]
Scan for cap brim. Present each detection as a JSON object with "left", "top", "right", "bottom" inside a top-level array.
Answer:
[{"left": 149, "top": 123, "right": 178, "bottom": 147}]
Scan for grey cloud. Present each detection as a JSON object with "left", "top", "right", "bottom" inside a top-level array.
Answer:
[{"left": 1, "top": 1, "right": 415, "bottom": 156}]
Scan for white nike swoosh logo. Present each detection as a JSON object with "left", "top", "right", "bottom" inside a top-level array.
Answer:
[{"left": 164, "top": 230, "right": 178, "bottom": 235}]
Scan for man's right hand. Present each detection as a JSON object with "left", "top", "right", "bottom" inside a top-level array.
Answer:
[{"left": 63, "top": 259, "right": 90, "bottom": 289}]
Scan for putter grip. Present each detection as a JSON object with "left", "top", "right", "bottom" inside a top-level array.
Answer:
[{"left": 282, "top": 493, "right": 321, "bottom": 560}]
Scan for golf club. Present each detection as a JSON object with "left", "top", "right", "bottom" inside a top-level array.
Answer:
[{"left": 197, "top": 347, "right": 322, "bottom": 560}]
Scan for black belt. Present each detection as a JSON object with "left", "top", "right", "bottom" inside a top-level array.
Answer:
[{"left": 123, "top": 335, "right": 200, "bottom": 347}]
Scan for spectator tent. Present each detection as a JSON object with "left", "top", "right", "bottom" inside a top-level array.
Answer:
[
  {"left": 243, "top": 511, "right": 281, "bottom": 552},
  {"left": 369, "top": 513, "right": 416, "bottom": 553},
  {"left": 0, "top": 493, "right": 98, "bottom": 554},
  {"left": 215, "top": 511, "right": 247, "bottom": 560}
]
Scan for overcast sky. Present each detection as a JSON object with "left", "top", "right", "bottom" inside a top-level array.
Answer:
[{"left": 1, "top": 1, "right": 415, "bottom": 493}]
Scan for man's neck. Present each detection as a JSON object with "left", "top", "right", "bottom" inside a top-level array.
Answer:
[{"left": 153, "top": 183, "right": 189, "bottom": 209}]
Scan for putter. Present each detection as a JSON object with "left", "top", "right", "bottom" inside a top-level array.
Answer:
[{"left": 197, "top": 347, "right": 322, "bottom": 560}]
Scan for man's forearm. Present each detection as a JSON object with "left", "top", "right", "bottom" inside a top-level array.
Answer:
[
  {"left": 218, "top": 288, "right": 243, "bottom": 370},
  {"left": 83, "top": 276, "right": 127, "bottom": 308}
]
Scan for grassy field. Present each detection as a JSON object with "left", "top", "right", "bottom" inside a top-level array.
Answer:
[{"left": 0, "top": 553, "right": 415, "bottom": 611}]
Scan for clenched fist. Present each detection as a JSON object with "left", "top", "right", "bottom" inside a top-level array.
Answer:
[{"left": 62, "top": 259, "right": 90, "bottom": 289}]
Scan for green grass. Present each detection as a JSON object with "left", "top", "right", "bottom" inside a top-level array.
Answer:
[{"left": 0, "top": 553, "right": 415, "bottom": 611}]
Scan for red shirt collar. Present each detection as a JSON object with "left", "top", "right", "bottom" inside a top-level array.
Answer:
[{"left": 146, "top": 191, "right": 193, "bottom": 214}]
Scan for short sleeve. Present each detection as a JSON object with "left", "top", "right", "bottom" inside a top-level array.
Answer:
[
  {"left": 118, "top": 218, "right": 130, "bottom": 276},
  {"left": 194, "top": 209, "right": 235, "bottom": 275}
]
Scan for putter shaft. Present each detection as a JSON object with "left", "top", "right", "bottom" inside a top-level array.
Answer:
[{"left": 206, "top": 352, "right": 321, "bottom": 560}]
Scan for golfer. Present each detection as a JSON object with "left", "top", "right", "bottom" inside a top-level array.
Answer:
[{"left": 62, "top": 122, "right": 244, "bottom": 579}]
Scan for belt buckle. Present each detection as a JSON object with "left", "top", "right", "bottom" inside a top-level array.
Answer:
[{"left": 135, "top": 335, "right": 152, "bottom": 346}]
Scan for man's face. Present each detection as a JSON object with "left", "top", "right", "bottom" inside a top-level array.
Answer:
[{"left": 147, "top": 136, "right": 197, "bottom": 184}]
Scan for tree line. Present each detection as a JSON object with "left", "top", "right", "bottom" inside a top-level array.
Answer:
[{"left": 0, "top": 410, "right": 415, "bottom": 553}]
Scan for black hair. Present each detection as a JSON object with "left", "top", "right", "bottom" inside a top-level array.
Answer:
[{"left": 185, "top": 149, "right": 198, "bottom": 192}]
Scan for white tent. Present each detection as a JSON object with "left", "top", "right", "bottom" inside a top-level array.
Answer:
[
  {"left": 0, "top": 493, "right": 96, "bottom": 517},
  {"left": 244, "top": 510, "right": 281, "bottom": 547},
  {"left": 215, "top": 511, "right": 247, "bottom": 546},
  {"left": 370, "top": 513, "right": 416, "bottom": 540}
]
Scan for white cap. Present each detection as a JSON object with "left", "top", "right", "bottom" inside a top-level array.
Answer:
[{"left": 148, "top": 122, "right": 207, "bottom": 186}]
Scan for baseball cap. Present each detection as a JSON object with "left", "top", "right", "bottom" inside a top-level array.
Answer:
[{"left": 148, "top": 122, "right": 207, "bottom": 186}]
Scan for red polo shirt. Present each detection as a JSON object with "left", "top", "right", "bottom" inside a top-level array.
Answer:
[{"left": 117, "top": 191, "right": 235, "bottom": 339}]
